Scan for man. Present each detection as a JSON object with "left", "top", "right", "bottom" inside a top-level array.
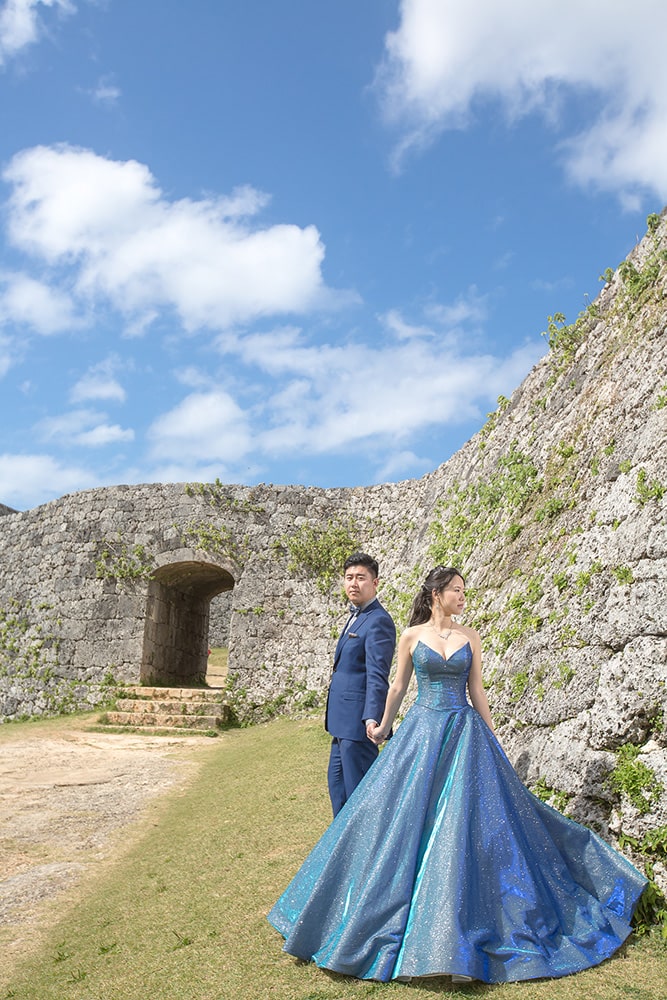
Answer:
[{"left": 324, "top": 552, "right": 396, "bottom": 816}]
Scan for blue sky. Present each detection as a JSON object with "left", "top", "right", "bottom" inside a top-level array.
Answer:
[{"left": 1, "top": 0, "right": 665, "bottom": 511}]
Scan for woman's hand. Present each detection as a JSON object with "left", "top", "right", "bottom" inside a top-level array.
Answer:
[{"left": 367, "top": 723, "right": 388, "bottom": 745}]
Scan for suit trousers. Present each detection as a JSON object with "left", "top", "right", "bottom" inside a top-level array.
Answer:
[{"left": 327, "top": 735, "right": 378, "bottom": 816}]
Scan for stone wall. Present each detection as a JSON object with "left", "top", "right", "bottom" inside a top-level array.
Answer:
[
  {"left": 0, "top": 481, "right": 352, "bottom": 716},
  {"left": 209, "top": 591, "right": 233, "bottom": 648},
  {"left": 1, "top": 213, "right": 666, "bottom": 884}
]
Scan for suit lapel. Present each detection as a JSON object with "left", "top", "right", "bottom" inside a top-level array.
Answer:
[{"left": 333, "top": 599, "right": 378, "bottom": 664}]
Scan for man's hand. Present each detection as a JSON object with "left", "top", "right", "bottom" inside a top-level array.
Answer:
[{"left": 366, "top": 721, "right": 387, "bottom": 745}]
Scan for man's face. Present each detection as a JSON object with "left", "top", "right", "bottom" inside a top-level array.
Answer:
[{"left": 344, "top": 565, "right": 378, "bottom": 607}]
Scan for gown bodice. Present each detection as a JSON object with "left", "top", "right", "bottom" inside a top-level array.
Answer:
[{"left": 413, "top": 639, "right": 471, "bottom": 711}]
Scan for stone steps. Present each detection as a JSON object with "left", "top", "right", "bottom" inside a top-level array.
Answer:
[
  {"left": 103, "top": 685, "right": 231, "bottom": 734},
  {"left": 114, "top": 698, "right": 227, "bottom": 716}
]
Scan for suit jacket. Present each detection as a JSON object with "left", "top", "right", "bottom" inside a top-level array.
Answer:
[{"left": 325, "top": 598, "right": 396, "bottom": 742}]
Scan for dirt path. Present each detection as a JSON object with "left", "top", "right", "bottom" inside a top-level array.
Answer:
[{"left": 0, "top": 718, "right": 217, "bottom": 977}]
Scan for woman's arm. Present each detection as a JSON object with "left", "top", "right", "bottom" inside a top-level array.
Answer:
[
  {"left": 367, "top": 629, "right": 415, "bottom": 744},
  {"left": 466, "top": 630, "right": 496, "bottom": 734}
]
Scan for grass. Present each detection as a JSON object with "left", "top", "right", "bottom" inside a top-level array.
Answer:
[
  {"left": 206, "top": 645, "right": 229, "bottom": 688},
  {"left": 87, "top": 723, "right": 223, "bottom": 737},
  {"left": 2, "top": 717, "right": 667, "bottom": 1000},
  {"left": 207, "top": 646, "right": 229, "bottom": 672},
  {"left": 0, "top": 709, "right": 103, "bottom": 740}
]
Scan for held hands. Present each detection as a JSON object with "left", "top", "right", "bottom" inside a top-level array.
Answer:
[{"left": 366, "top": 721, "right": 388, "bottom": 745}]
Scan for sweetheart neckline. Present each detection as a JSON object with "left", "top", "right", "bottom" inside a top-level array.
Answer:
[{"left": 415, "top": 638, "right": 471, "bottom": 663}]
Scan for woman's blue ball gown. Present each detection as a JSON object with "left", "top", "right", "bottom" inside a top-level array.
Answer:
[{"left": 268, "top": 641, "right": 647, "bottom": 983}]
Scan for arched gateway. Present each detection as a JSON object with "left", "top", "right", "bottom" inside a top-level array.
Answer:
[{"left": 141, "top": 552, "right": 234, "bottom": 687}]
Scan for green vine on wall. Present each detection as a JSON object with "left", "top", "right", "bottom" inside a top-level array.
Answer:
[
  {"left": 478, "top": 394, "right": 510, "bottom": 447},
  {"left": 0, "top": 597, "right": 121, "bottom": 720},
  {"left": 488, "top": 577, "right": 544, "bottom": 656},
  {"left": 608, "top": 661, "right": 667, "bottom": 937},
  {"left": 635, "top": 468, "right": 665, "bottom": 506},
  {"left": 428, "top": 441, "right": 541, "bottom": 567},
  {"left": 612, "top": 745, "right": 667, "bottom": 938},
  {"left": 0, "top": 598, "right": 58, "bottom": 680},
  {"left": 180, "top": 479, "right": 265, "bottom": 566},
  {"left": 95, "top": 536, "right": 155, "bottom": 582},
  {"left": 541, "top": 306, "right": 599, "bottom": 373},
  {"left": 180, "top": 521, "right": 249, "bottom": 565},
  {"left": 545, "top": 213, "right": 667, "bottom": 378},
  {"left": 225, "top": 663, "right": 322, "bottom": 725},
  {"left": 276, "top": 517, "right": 362, "bottom": 594},
  {"left": 184, "top": 478, "right": 265, "bottom": 514},
  {"left": 380, "top": 563, "right": 425, "bottom": 631},
  {"left": 618, "top": 258, "right": 663, "bottom": 300},
  {"left": 0, "top": 598, "right": 80, "bottom": 720},
  {"left": 609, "top": 744, "right": 663, "bottom": 815},
  {"left": 531, "top": 776, "right": 573, "bottom": 814}
]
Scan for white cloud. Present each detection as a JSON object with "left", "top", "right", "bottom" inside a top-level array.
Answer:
[
  {"left": 0, "top": 271, "right": 80, "bottom": 377},
  {"left": 381, "top": 309, "right": 434, "bottom": 341},
  {"left": 377, "top": 0, "right": 667, "bottom": 201},
  {"left": 492, "top": 251, "right": 514, "bottom": 272},
  {"left": 423, "top": 287, "right": 486, "bottom": 331},
  {"left": 0, "top": 452, "right": 92, "bottom": 509},
  {"left": 89, "top": 75, "right": 121, "bottom": 107},
  {"left": 36, "top": 408, "right": 134, "bottom": 447},
  {"left": 0, "top": 271, "right": 79, "bottom": 333},
  {"left": 174, "top": 366, "right": 217, "bottom": 390},
  {"left": 531, "top": 275, "right": 573, "bottom": 294},
  {"left": 3, "top": 144, "right": 339, "bottom": 331},
  {"left": 0, "top": 0, "right": 73, "bottom": 66},
  {"left": 75, "top": 423, "right": 133, "bottom": 446},
  {"left": 0, "top": 332, "right": 13, "bottom": 376},
  {"left": 374, "top": 449, "right": 432, "bottom": 483},
  {"left": 70, "top": 375, "right": 126, "bottom": 403},
  {"left": 380, "top": 289, "right": 488, "bottom": 352},
  {"left": 70, "top": 357, "right": 127, "bottom": 403},
  {"left": 147, "top": 390, "right": 253, "bottom": 464},
  {"left": 216, "top": 303, "right": 544, "bottom": 458},
  {"left": 257, "top": 336, "right": 541, "bottom": 454},
  {"left": 121, "top": 311, "right": 159, "bottom": 339}
]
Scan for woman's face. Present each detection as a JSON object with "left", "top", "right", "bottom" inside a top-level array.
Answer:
[{"left": 435, "top": 575, "right": 466, "bottom": 616}]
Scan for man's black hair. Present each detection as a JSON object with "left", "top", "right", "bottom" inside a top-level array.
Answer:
[{"left": 343, "top": 552, "right": 379, "bottom": 578}]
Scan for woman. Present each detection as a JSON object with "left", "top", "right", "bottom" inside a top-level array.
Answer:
[{"left": 268, "top": 567, "right": 647, "bottom": 984}]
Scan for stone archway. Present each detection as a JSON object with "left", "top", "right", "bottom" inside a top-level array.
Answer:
[{"left": 140, "top": 559, "right": 235, "bottom": 687}]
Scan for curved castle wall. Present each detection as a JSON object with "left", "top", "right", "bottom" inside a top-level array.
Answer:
[{"left": 1, "top": 216, "right": 666, "bottom": 874}]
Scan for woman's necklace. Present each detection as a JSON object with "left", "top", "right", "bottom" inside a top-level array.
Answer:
[{"left": 429, "top": 622, "right": 452, "bottom": 640}]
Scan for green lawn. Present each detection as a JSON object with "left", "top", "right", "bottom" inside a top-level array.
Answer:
[
  {"left": 2, "top": 717, "right": 666, "bottom": 1000},
  {"left": 207, "top": 647, "right": 228, "bottom": 671},
  {"left": 206, "top": 646, "right": 228, "bottom": 686}
]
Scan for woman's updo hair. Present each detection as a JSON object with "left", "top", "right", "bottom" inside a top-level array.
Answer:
[{"left": 408, "top": 566, "right": 465, "bottom": 627}]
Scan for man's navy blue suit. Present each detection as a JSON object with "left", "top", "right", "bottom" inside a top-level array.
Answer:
[{"left": 325, "top": 598, "right": 395, "bottom": 815}]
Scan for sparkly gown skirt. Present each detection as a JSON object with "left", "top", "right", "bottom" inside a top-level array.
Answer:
[{"left": 268, "top": 643, "right": 647, "bottom": 983}]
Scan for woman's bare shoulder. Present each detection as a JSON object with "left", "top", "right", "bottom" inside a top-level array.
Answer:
[
  {"left": 399, "top": 623, "right": 431, "bottom": 649},
  {"left": 401, "top": 623, "right": 431, "bottom": 638}
]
